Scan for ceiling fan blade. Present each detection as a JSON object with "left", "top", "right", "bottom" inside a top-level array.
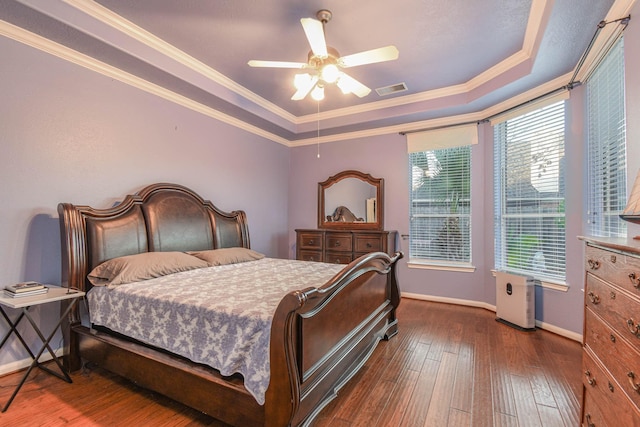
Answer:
[
  {"left": 291, "top": 75, "right": 319, "bottom": 100},
  {"left": 301, "top": 17, "right": 328, "bottom": 58},
  {"left": 337, "top": 73, "right": 371, "bottom": 98},
  {"left": 339, "top": 46, "right": 399, "bottom": 68},
  {"left": 248, "top": 60, "right": 307, "bottom": 69}
]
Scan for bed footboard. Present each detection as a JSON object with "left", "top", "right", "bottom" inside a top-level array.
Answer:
[{"left": 266, "top": 251, "right": 403, "bottom": 427}]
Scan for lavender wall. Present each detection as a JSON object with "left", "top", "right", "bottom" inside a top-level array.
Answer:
[{"left": 0, "top": 37, "right": 290, "bottom": 368}]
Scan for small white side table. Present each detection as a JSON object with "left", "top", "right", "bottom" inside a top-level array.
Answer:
[{"left": 0, "top": 286, "right": 85, "bottom": 412}]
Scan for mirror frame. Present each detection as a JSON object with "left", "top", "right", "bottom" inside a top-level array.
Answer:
[{"left": 318, "top": 170, "right": 384, "bottom": 230}]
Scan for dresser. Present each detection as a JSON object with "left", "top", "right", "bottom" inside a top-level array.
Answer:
[
  {"left": 296, "top": 229, "right": 397, "bottom": 264},
  {"left": 581, "top": 237, "right": 640, "bottom": 426}
]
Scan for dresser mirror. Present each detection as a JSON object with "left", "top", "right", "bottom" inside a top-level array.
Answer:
[{"left": 318, "top": 170, "right": 384, "bottom": 230}]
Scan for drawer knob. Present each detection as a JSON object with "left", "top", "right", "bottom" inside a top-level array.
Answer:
[
  {"left": 627, "top": 319, "right": 640, "bottom": 337},
  {"left": 629, "top": 273, "right": 640, "bottom": 288},
  {"left": 610, "top": 334, "right": 616, "bottom": 343},
  {"left": 308, "top": 239, "right": 314, "bottom": 245},
  {"left": 366, "top": 242, "right": 372, "bottom": 248},
  {"left": 585, "top": 414, "right": 595, "bottom": 427},
  {"left": 334, "top": 241, "right": 341, "bottom": 247},
  {"left": 585, "top": 370, "right": 596, "bottom": 386},
  {"left": 588, "top": 259, "right": 601, "bottom": 270},
  {"left": 587, "top": 291, "right": 600, "bottom": 305},
  {"left": 628, "top": 372, "right": 640, "bottom": 392}
]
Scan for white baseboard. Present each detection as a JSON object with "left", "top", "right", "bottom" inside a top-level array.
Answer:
[
  {"left": 401, "top": 292, "right": 582, "bottom": 342},
  {"left": 0, "top": 347, "right": 65, "bottom": 376}
]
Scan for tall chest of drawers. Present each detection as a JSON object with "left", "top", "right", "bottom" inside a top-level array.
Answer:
[
  {"left": 296, "top": 229, "right": 397, "bottom": 264},
  {"left": 581, "top": 237, "right": 640, "bottom": 426}
]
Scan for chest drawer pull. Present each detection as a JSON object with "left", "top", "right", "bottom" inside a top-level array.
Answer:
[
  {"left": 585, "top": 370, "right": 596, "bottom": 386},
  {"left": 627, "top": 319, "right": 640, "bottom": 337},
  {"left": 588, "top": 259, "right": 601, "bottom": 270},
  {"left": 587, "top": 291, "right": 600, "bottom": 304},
  {"left": 334, "top": 241, "right": 341, "bottom": 247},
  {"left": 608, "top": 381, "right": 614, "bottom": 392},
  {"left": 628, "top": 372, "right": 640, "bottom": 392},
  {"left": 308, "top": 239, "right": 314, "bottom": 245},
  {"left": 629, "top": 272, "right": 640, "bottom": 288},
  {"left": 585, "top": 414, "right": 595, "bottom": 427},
  {"left": 610, "top": 334, "right": 616, "bottom": 343}
]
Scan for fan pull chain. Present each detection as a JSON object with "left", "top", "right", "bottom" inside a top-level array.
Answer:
[{"left": 317, "top": 100, "right": 321, "bottom": 158}]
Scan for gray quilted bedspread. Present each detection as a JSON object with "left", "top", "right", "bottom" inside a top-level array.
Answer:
[{"left": 87, "top": 257, "right": 344, "bottom": 404}]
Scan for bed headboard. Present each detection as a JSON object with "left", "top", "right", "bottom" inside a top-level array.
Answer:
[{"left": 58, "top": 183, "right": 250, "bottom": 292}]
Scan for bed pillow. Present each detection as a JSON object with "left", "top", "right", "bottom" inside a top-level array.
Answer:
[
  {"left": 188, "top": 247, "right": 265, "bottom": 266},
  {"left": 88, "top": 251, "right": 209, "bottom": 287}
]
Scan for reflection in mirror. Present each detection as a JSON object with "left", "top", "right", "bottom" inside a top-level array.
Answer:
[
  {"left": 318, "top": 170, "right": 384, "bottom": 230},
  {"left": 325, "top": 178, "right": 376, "bottom": 223}
]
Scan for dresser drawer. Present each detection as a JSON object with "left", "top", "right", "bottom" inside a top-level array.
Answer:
[
  {"left": 298, "top": 250, "right": 322, "bottom": 263},
  {"left": 325, "top": 233, "right": 352, "bottom": 252},
  {"left": 324, "top": 252, "right": 353, "bottom": 264},
  {"left": 586, "top": 273, "right": 640, "bottom": 345},
  {"left": 586, "top": 244, "right": 640, "bottom": 297},
  {"left": 354, "top": 234, "right": 383, "bottom": 253},
  {"left": 585, "top": 308, "right": 640, "bottom": 409},
  {"left": 582, "top": 349, "right": 640, "bottom": 426},
  {"left": 582, "top": 388, "right": 610, "bottom": 427},
  {"left": 298, "top": 231, "right": 323, "bottom": 249}
]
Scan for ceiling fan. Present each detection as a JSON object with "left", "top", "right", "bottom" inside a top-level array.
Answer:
[{"left": 248, "top": 10, "right": 399, "bottom": 101}]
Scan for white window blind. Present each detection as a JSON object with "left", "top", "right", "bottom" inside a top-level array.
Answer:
[
  {"left": 493, "top": 101, "right": 566, "bottom": 282},
  {"left": 586, "top": 37, "right": 626, "bottom": 237},
  {"left": 409, "top": 145, "right": 471, "bottom": 265}
]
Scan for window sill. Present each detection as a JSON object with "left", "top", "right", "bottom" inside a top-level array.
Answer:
[{"left": 408, "top": 260, "right": 476, "bottom": 273}]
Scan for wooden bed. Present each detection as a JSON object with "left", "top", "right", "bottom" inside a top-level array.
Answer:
[{"left": 57, "top": 183, "right": 403, "bottom": 427}]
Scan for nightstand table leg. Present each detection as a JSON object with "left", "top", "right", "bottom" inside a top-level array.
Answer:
[{"left": 0, "top": 299, "right": 78, "bottom": 412}]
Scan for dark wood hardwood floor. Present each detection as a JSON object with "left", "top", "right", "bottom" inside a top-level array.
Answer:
[{"left": 0, "top": 298, "right": 582, "bottom": 426}]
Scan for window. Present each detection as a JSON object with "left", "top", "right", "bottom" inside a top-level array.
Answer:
[
  {"left": 586, "top": 37, "right": 626, "bottom": 237},
  {"left": 493, "top": 99, "right": 566, "bottom": 282},
  {"left": 409, "top": 145, "right": 472, "bottom": 265}
]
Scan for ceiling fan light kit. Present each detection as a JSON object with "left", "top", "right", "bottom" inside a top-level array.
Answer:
[{"left": 248, "top": 9, "right": 398, "bottom": 101}]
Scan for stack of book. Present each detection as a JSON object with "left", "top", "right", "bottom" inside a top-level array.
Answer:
[{"left": 4, "top": 282, "right": 48, "bottom": 298}]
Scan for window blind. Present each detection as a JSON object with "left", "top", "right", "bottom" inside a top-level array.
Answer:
[
  {"left": 409, "top": 145, "right": 471, "bottom": 264},
  {"left": 586, "top": 37, "right": 626, "bottom": 237},
  {"left": 493, "top": 101, "right": 566, "bottom": 282}
]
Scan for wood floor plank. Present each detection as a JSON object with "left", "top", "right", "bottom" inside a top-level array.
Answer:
[
  {"left": 424, "top": 351, "right": 458, "bottom": 426},
  {"left": 489, "top": 326, "right": 518, "bottom": 417},
  {"left": 471, "top": 328, "right": 494, "bottom": 427},
  {"left": 447, "top": 408, "right": 472, "bottom": 427},
  {"left": 398, "top": 358, "right": 440, "bottom": 427},
  {"left": 374, "top": 369, "right": 419, "bottom": 427},
  {"left": 536, "top": 403, "right": 565, "bottom": 427},
  {"left": 450, "top": 341, "right": 474, "bottom": 413},
  {"left": 510, "top": 373, "right": 542, "bottom": 427},
  {"left": 529, "top": 366, "right": 557, "bottom": 407},
  {"left": 0, "top": 299, "right": 582, "bottom": 427}
]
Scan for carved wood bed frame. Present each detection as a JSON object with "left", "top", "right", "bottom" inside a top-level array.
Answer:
[{"left": 58, "top": 183, "right": 402, "bottom": 426}]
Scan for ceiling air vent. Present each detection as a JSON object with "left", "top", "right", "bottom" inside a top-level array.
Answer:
[{"left": 376, "top": 83, "right": 408, "bottom": 96}]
